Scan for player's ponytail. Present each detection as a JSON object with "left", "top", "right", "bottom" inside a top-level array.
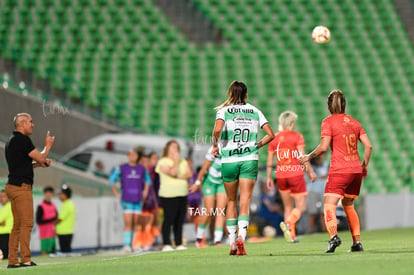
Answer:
[
  {"left": 327, "top": 89, "right": 346, "bottom": 114},
  {"left": 215, "top": 80, "right": 247, "bottom": 110}
]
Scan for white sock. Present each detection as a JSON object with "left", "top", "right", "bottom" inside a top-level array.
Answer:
[
  {"left": 196, "top": 224, "right": 206, "bottom": 240},
  {"left": 238, "top": 216, "right": 249, "bottom": 240},
  {"left": 214, "top": 228, "right": 224, "bottom": 243},
  {"left": 226, "top": 219, "right": 237, "bottom": 244}
]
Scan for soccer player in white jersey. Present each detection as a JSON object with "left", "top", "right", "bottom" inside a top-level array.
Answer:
[
  {"left": 190, "top": 146, "right": 226, "bottom": 247},
  {"left": 212, "top": 81, "right": 274, "bottom": 255}
]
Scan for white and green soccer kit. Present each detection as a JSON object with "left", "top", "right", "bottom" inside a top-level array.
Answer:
[
  {"left": 202, "top": 148, "right": 225, "bottom": 196},
  {"left": 216, "top": 103, "right": 268, "bottom": 182}
]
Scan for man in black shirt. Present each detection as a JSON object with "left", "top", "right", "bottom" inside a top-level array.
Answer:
[{"left": 4, "top": 113, "right": 54, "bottom": 268}]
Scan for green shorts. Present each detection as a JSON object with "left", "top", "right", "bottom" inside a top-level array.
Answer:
[
  {"left": 202, "top": 178, "right": 226, "bottom": 196},
  {"left": 41, "top": 237, "right": 56, "bottom": 254},
  {"left": 221, "top": 160, "right": 258, "bottom": 182}
]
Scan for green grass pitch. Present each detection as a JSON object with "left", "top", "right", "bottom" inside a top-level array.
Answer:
[{"left": 1, "top": 228, "right": 413, "bottom": 274}]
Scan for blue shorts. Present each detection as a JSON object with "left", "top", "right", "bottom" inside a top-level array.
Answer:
[{"left": 121, "top": 200, "right": 143, "bottom": 214}]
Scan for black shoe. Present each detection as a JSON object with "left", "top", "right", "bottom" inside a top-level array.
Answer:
[
  {"left": 7, "top": 264, "right": 20, "bottom": 269},
  {"left": 20, "top": 261, "right": 37, "bottom": 267},
  {"left": 326, "top": 235, "right": 342, "bottom": 253},
  {"left": 349, "top": 242, "right": 364, "bottom": 252}
]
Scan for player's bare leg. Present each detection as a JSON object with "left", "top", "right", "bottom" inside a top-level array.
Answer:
[
  {"left": 214, "top": 193, "right": 227, "bottom": 245},
  {"left": 236, "top": 178, "right": 255, "bottom": 255},
  {"left": 195, "top": 196, "right": 213, "bottom": 248},
  {"left": 224, "top": 180, "right": 239, "bottom": 255},
  {"left": 284, "top": 195, "right": 306, "bottom": 242},
  {"left": 279, "top": 191, "right": 294, "bottom": 242}
]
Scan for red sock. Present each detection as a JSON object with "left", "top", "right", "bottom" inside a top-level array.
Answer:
[
  {"left": 324, "top": 203, "right": 338, "bottom": 238},
  {"left": 343, "top": 204, "right": 361, "bottom": 243}
]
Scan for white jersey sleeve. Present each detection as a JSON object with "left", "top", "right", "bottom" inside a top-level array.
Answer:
[
  {"left": 216, "top": 108, "right": 225, "bottom": 121},
  {"left": 205, "top": 147, "right": 216, "bottom": 162},
  {"left": 258, "top": 109, "right": 268, "bottom": 128}
]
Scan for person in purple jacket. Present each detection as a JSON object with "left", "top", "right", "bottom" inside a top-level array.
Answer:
[{"left": 109, "top": 149, "right": 151, "bottom": 252}]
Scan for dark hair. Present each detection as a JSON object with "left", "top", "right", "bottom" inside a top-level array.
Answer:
[
  {"left": 0, "top": 189, "right": 5, "bottom": 193},
  {"left": 327, "top": 89, "right": 346, "bottom": 114},
  {"left": 43, "top": 186, "right": 54, "bottom": 193},
  {"left": 196, "top": 166, "right": 202, "bottom": 173},
  {"left": 310, "top": 155, "right": 319, "bottom": 166},
  {"left": 61, "top": 184, "right": 72, "bottom": 198},
  {"left": 138, "top": 153, "right": 149, "bottom": 162},
  {"left": 162, "top": 140, "right": 180, "bottom": 158},
  {"left": 216, "top": 80, "right": 248, "bottom": 110},
  {"left": 148, "top": 151, "right": 158, "bottom": 158},
  {"left": 309, "top": 150, "right": 325, "bottom": 166}
]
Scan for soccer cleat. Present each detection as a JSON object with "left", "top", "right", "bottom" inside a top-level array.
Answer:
[
  {"left": 195, "top": 238, "right": 208, "bottom": 248},
  {"left": 122, "top": 246, "right": 132, "bottom": 253},
  {"left": 349, "top": 242, "right": 364, "bottom": 252},
  {"left": 229, "top": 242, "right": 237, "bottom": 256},
  {"left": 280, "top": 222, "right": 293, "bottom": 243},
  {"left": 133, "top": 247, "right": 143, "bottom": 253},
  {"left": 176, "top": 245, "right": 187, "bottom": 251},
  {"left": 214, "top": 241, "right": 223, "bottom": 246},
  {"left": 236, "top": 237, "right": 247, "bottom": 256},
  {"left": 291, "top": 238, "right": 299, "bottom": 244},
  {"left": 326, "top": 235, "right": 342, "bottom": 253},
  {"left": 139, "top": 246, "right": 151, "bottom": 252}
]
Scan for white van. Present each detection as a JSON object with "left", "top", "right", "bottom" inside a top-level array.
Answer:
[{"left": 60, "top": 133, "right": 202, "bottom": 177}]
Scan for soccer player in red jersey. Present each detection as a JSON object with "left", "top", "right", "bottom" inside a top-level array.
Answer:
[
  {"left": 267, "top": 111, "right": 316, "bottom": 243},
  {"left": 300, "top": 90, "right": 372, "bottom": 253}
]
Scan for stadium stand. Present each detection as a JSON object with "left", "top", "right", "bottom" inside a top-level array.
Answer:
[{"left": 0, "top": 0, "right": 413, "bottom": 193}]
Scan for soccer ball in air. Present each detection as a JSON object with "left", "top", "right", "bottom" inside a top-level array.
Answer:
[{"left": 312, "top": 26, "right": 330, "bottom": 44}]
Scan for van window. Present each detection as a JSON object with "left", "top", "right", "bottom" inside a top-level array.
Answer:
[{"left": 65, "top": 153, "right": 92, "bottom": 171}]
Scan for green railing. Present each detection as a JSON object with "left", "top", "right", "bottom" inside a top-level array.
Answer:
[
  {"left": 0, "top": 40, "right": 183, "bottom": 137},
  {"left": 0, "top": 40, "right": 84, "bottom": 102}
]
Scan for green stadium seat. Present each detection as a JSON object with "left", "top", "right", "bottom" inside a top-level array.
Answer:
[{"left": 1, "top": 0, "right": 413, "bottom": 193}]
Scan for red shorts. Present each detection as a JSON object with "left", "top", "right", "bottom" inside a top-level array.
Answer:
[
  {"left": 276, "top": 175, "right": 307, "bottom": 197},
  {"left": 325, "top": 173, "right": 362, "bottom": 199}
]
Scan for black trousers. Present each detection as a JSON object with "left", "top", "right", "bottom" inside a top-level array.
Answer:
[
  {"left": 160, "top": 196, "right": 187, "bottom": 246},
  {"left": 0, "top": 234, "right": 10, "bottom": 259},
  {"left": 58, "top": 234, "right": 73, "bottom": 253}
]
